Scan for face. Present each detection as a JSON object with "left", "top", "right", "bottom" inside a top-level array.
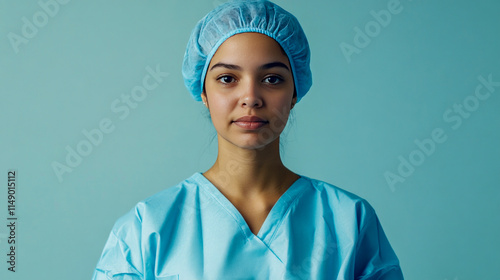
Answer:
[{"left": 202, "top": 32, "right": 296, "bottom": 150}]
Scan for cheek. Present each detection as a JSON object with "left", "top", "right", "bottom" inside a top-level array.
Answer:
[
  {"left": 274, "top": 96, "right": 293, "bottom": 112},
  {"left": 268, "top": 100, "right": 292, "bottom": 132},
  {"left": 208, "top": 96, "right": 233, "bottom": 125}
]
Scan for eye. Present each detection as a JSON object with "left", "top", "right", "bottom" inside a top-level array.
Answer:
[
  {"left": 263, "top": 75, "right": 283, "bottom": 85},
  {"left": 217, "top": 75, "right": 236, "bottom": 84}
]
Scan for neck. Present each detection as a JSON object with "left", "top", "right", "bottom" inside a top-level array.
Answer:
[{"left": 204, "top": 136, "right": 297, "bottom": 199}]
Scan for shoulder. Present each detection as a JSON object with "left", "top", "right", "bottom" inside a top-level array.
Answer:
[
  {"left": 300, "top": 176, "right": 377, "bottom": 226},
  {"left": 140, "top": 173, "right": 201, "bottom": 209},
  {"left": 302, "top": 176, "right": 372, "bottom": 207},
  {"left": 111, "top": 173, "right": 203, "bottom": 234}
]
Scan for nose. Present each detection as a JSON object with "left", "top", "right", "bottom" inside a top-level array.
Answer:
[{"left": 240, "top": 79, "right": 263, "bottom": 108}]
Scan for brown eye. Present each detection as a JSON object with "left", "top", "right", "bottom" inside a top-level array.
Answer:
[
  {"left": 218, "top": 75, "right": 236, "bottom": 84},
  {"left": 263, "top": 76, "right": 283, "bottom": 85}
]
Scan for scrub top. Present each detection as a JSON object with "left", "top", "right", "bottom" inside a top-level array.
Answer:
[{"left": 92, "top": 173, "right": 404, "bottom": 280}]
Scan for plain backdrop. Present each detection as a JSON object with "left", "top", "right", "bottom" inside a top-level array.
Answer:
[{"left": 1, "top": 0, "right": 499, "bottom": 279}]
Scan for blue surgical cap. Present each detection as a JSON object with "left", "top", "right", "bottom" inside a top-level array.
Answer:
[{"left": 182, "top": 0, "right": 312, "bottom": 103}]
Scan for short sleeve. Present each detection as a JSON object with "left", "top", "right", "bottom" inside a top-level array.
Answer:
[
  {"left": 355, "top": 201, "right": 404, "bottom": 280},
  {"left": 92, "top": 207, "right": 144, "bottom": 280}
]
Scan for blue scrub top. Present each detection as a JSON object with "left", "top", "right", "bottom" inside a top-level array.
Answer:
[{"left": 93, "top": 173, "right": 403, "bottom": 279}]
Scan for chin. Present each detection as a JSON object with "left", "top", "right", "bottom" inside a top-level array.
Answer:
[
  {"left": 233, "top": 135, "right": 279, "bottom": 151},
  {"left": 237, "top": 143, "right": 269, "bottom": 151},
  {"left": 216, "top": 128, "right": 281, "bottom": 151}
]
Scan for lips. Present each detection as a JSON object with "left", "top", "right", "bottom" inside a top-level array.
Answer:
[{"left": 233, "top": 116, "right": 268, "bottom": 129}]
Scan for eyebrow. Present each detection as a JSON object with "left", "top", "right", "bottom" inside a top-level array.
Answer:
[{"left": 209, "top": 61, "right": 290, "bottom": 71}]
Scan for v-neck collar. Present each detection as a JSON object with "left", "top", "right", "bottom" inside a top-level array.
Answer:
[{"left": 192, "top": 172, "right": 308, "bottom": 243}]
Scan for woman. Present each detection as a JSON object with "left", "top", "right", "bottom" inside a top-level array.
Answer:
[{"left": 93, "top": 1, "right": 404, "bottom": 279}]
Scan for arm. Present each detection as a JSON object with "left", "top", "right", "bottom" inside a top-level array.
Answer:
[
  {"left": 92, "top": 208, "right": 144, "bottom": 280},
  {"left": 355, "top": 201, "right": 404, "bottom": 280}
]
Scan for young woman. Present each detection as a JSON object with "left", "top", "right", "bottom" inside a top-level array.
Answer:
[{"left": 93, "top": 1, "right": 404, "bottom": 279}]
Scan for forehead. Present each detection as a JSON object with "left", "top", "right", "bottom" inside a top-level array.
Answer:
[{"left": 209, "top": 32, "right": 290, "bottom": 67}]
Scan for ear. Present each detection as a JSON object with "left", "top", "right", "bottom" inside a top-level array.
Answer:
[
  {"left": 291, "top": 96, "right": 297, "bottom": 109},
  {"left": 201, "top": 92, "right": 208, "bottom": 107}
]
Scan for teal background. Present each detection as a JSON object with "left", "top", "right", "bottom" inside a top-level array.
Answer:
[{"left": 1, "top": 0, "right": 499, "bottom": 279}]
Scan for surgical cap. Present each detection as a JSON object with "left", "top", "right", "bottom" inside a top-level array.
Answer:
[{"left": 182, "top": 0, "right": 312, "bottom": 103}]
